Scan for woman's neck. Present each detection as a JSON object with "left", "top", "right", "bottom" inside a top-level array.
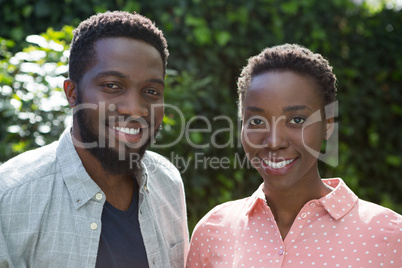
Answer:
[{"left": 264, "top": 177, "right": 333, "bottom": 239}]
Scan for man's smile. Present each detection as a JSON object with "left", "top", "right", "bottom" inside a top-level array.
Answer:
[{"left": 112, "top": 126, "right": 141, "bottom": 135}]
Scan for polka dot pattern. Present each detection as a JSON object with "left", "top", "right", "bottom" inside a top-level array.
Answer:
[{"left": 186, "top": 178, "right": 402, "bottom": 267}]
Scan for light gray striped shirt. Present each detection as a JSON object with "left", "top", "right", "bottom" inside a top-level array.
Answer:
[{"left": 0, "top": 128, "right": 189, "bottom": 268}]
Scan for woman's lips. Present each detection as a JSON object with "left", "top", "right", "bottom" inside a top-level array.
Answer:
[
  {"left": 260, "top": 157, "right": 298, "bottom": 175},
  {"left": 263, "top": 158, "right": 295, "bottom": 169}
]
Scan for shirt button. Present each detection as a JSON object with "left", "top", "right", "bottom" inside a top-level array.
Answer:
[
  {"left": 310, "top": 203, "right": 316, "bottom": 208},
  {"left": 300, "top": 212, "right": 307, "bottom": 218},
  {"left": 90, "top": 223, "right": 98, "bottom": 230},
  {"left": 278, "top": 249, "right": 284, "bottom": 255},
  {"left": 95, "top": 193, "right": 103, "bottom": 200}
]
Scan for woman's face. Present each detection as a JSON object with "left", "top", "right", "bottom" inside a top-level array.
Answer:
[{"left": 241, "top": 70, "right": 333, "bottom": 191}]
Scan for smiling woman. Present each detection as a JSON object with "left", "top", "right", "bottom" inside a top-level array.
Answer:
[{"left": 186, "top": 44, "right": 402, "bottom": 268}]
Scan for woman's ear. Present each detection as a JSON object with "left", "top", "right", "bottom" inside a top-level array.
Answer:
[
  {"left": 63, "top": 79, "right": 78, "bottom": 108},
  {"left": 324, "top": 117, "right": 335, "bottom": 140}
]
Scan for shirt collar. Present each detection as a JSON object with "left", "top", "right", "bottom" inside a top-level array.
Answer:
[
  {"left": 318, "top": 178, "right": 358, "bottom": 220},
  {"left": 56, "top": 127, "right": 102, "bottom": 209},
  {"left": 138, "top": 158, "right": 149, "bottom": 192},
  {"left": 245, "top": 183, "right": 265, "bottom": 216},
  {"left": 245, "top": 178, "right": 358, "bottom": 220}
]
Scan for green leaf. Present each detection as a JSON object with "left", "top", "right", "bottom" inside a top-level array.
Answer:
[
  {"left": 215, "top": 31, "right": 231, "bottom": 46},
  {"left": 386, "top": 155, "right": 400, "bottom": 167},
  {"left": 281, "top": 1, "right": 299, "bottom": 14}
]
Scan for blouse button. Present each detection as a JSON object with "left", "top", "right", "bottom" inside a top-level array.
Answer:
[
  {"left": 278, "top": 249, "right": 284, "bottom": 255},
  {"left": 300, "top": 212, "right": 307, "bottom": 218},
  {"left": 310, "top": 202, "right": 316, "bottom": 208}
]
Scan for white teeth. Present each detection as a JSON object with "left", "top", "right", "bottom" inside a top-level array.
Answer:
[
  {"left": 113, "top": 126, "right": 140, "bottom": 135},
  {"left": 263, "top": 158, "right": 295, "bottom": 169}
]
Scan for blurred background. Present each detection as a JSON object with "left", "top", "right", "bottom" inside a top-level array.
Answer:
[{"left": 0, "top": 0, "right": 401, "bottom": 232}]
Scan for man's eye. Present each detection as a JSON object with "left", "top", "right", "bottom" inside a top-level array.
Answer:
[
  {"left": 146, "top": 89, "right": 159, "bottom": 95},
  {"left": 103, "top": 83, "right": 120, "bottom": 89},
  {"left": 249, "top": 118, "right": 264, "bottom": 126},
  {"left": 289, "top": 117, "right": 306, "bottom": 125}
]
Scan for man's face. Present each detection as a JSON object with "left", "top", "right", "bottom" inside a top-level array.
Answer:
[{"left": 72, "top": 37, "right": 164, "bottom": 174}]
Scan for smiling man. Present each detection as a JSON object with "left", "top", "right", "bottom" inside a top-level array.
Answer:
[{"left": 0, "top": 11, "right": 188, "bottom": 268}]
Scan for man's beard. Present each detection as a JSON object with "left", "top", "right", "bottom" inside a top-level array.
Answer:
[{"left": 74, "top": 104, "right": 160, "bottom": 176}]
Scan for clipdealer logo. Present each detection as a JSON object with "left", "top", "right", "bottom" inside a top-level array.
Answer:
[{"left": 69, "top": 101, "right": 339, "bottom": 171}]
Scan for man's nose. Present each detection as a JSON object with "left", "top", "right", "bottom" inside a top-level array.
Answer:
[{"left": 116, "top": 91, "right": 148, "bottom": 118}]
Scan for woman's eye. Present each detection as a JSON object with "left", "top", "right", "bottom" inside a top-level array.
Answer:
[
  {"left": 249, "top": 118, "right": 264, "bottom": 126},
  {"left": 289, "top": 117, "right": 306, "bottom": 125}
]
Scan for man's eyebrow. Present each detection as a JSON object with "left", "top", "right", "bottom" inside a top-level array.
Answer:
[
  {"left": 95, "top": 71, "right": 165, "bottom": 86},
  {"left": 283, "top": 105, "right": 311, "bottom": 112},
  {"left": 95, "top": 71, "right": 128, "bottom": 79}
]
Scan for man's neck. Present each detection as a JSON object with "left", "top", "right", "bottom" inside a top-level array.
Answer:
[{"left": 73, "top": 139, "right": 136, "bottom": 211}]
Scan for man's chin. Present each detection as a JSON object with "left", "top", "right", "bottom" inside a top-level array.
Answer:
[
  {"left": 86, "top": 146, "right": 143, "bottom": 176},
  {"left": 74, "top": 106, "right": 158, "bottom": 176}
]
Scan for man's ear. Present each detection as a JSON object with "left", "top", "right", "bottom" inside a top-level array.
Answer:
[
  {"left": 63, "top": 79, "right": 78, "bottom": 108},
  {"left": 324, "top": 117, "right": 335, "bottom": 140}
]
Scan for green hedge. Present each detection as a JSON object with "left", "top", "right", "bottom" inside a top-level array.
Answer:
[{"left": 1, "top": 0, "right": 401, "bottom": 231}]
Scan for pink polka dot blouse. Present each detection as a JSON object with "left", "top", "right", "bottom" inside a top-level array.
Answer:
[{"left": 186, "top": 178, "right": 402, "bottom": 267}]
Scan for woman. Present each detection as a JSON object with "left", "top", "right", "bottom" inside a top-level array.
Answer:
[{"left": 186, "top": 44, "right": 401, "bottom": 267}]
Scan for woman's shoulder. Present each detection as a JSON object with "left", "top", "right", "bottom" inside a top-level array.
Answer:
[
  {"left": 193, "top": 195, "right": 257, "bottom": 232},
  {"left": 356, "top": 198, "right": 402, "bottom": 222}
]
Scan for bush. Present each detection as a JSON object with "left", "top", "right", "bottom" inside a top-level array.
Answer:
[{"left": 1, "top": 0, "right": 401, "bottom": 231}]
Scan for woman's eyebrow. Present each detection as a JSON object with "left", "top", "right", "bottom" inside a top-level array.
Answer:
[
  {"left": 146, "top": 78, "right": 165, "bottom": 86},
  {"left": 283, "top": 105, "right": 311, "bottom": 112},
  {"left": 245, "top": 106, "right": 264, "bottom": 113}
]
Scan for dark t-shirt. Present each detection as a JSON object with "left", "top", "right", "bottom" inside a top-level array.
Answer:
[{"left": 95, "top": 186, "right": 149, "bottom": 268}]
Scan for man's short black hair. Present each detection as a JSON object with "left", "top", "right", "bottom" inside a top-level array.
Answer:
[
  {"left": 68, "top": 11, "right": 168, "bottom": 85},
  {"left": 237, "top": 43, "right": 337, "bottom": 119}
]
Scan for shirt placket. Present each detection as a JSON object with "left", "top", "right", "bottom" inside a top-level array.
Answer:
[
  {"left": 262, "top": 204, "right": 287, "bottom": 267},
  {"left": 137, "top": 172, "right": 163, "bottom": 267},
  {"left": 282, "top": 201, "right": 318, "bottom": 267}
]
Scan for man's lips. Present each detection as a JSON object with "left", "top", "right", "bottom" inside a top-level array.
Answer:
[
  {"left": 112, "top": 126, "right": 141, "bottom": 135},
  {"left": 109, "top": 125, "right": 149, "bottom": 145}
]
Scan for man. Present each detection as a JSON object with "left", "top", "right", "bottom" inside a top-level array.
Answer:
[{"left": 0, "top": 11, "right": 188, "bottom": 267}]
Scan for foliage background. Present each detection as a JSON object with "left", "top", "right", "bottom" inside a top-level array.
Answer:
[{"left": 1, "top": 0, "right": 401, "bottom": 231}]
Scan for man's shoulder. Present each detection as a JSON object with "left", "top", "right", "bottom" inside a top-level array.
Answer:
[
  {"left": 143, "top": 150, "right": 171, "bottom": 162},
  {"left": 0, "top": 141, "right": 58, "bottom": 192},
  {"left": 143, "top": 150, "right": 181, "bottom": 178}
]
